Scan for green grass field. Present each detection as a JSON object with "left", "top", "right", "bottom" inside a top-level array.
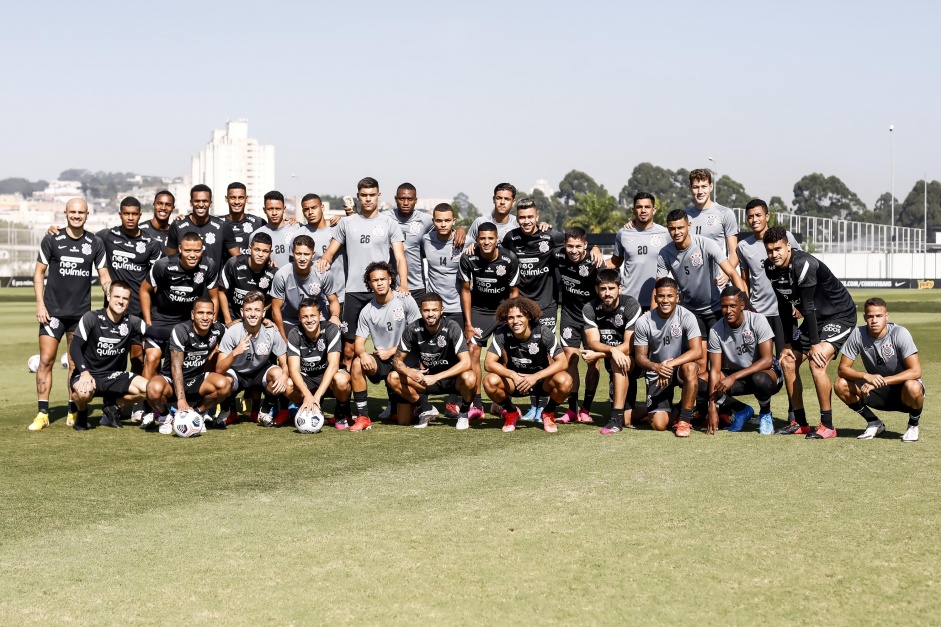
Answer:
[{"left": 1, "top": 288, "right": 939, "bottom": 624}]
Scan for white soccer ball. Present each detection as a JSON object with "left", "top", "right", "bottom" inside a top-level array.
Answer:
[
  {"left": 173, "top": 410, "right": 203, "bottom": 438},
  {"left": 295, "top": 409, "right": 325, "bottom": 434},
  {"left": 27, "top": 355, "right": 40, "bottom": 373},
  {"left": 61, "top": 353, "right": 69, "bottom": 369}
]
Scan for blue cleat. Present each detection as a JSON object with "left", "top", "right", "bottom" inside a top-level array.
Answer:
[
  {"left": 758, "top": 412, "right": 774, "bottom": 435},
  {"left": 728, "top": 406, "right": 755, "bottom": 432},
  {"left": 521, "top": 406, "right": 538, "bottom": 422}
]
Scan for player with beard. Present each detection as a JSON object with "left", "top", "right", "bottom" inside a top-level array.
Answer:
[
  {"left": 388, "top": 293, "right": 476, "bottom": 429},
  {"left": 143, "top": 296, "right": 230, "bottom": 432},
  {"left": 223, "top": 182, "right": 267, "bottom": 257},
  {"left": 685, "top": 168, "right": 740, "bottom": 284},
  {"left": 609, "top": 192, "right": 669, "bottom": 311},
  {"left": 349, "top": 262, "right": 421, "bottom": 431},
  {"left": 270, "top": 235, "right": 341, "bottom": 341},
  {"left": 706, "top": 285, "right": 783, "bottom": 435},
  {"left": 460, "top": 222, "right": 520, "bottom": 418},
  {"left": 254, "top": 190, "right": 301, "bottom": 269},
  {"left": 30, "top": 198, "right": 110, "bottom": 431},
  {"left": 580, "top": 270, "right": 642, "bottom": 434},
  {"left": 140, "top": 190, "right": 175, "bottom": 249},
  {"left": 218, "top": 232, "right": 277, "bottom": 326},
  {"left": 656, "top": 209, "right": 747, "bottom": 335},
  {"left": 633, "top": 278, "right": 706, "bottom": 438},
  {"left": 484, "top": 297, "right": 571, "bottom": 433},
  {"left": 68, "top": 282, "right": 148, "bottom": 431},
  {"left": 140, "top": 232, "right": 219, "bottom": 380},
  {"left": 556, "top": 227, "right": 602, "bottom": 424},
  {"left": 217, "top": 291, "right": 292, "bottom": 426},
  {"left": 165, "top": 184, "right": 239, "bottom": 269},
  {"left": 764, "top": 226, "right": 858, "bottom": 439},
  {"left": 300, "top": 193, "right": 346, "bottom": 311},
  {"left": 835, "top": 298, "right": 924, "bottom": 442},
  {"left": 285, "top": 297, "right": 352, "bottom": 428}
]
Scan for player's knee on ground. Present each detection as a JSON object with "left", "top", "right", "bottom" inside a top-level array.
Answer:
[
  {"left": 650, "top": 411, "right": 670, "bottom": 431},
  {"left": 833, "top": 377, "right": 854, "bottom": 402},
  {"left": 903, "top": 379, "right": 925, "bottom": 406}
]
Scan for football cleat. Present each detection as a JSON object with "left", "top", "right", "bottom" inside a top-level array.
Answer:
[
  {"left": 857, "top": 421, "right": 886, "bottom": 440},
  {"left": 542, "top": 412, "right": 558, "bottom": 433},
  {"left": 66, "top": 411, "right": 77, "bottom": 427},
  {"left": 456, "top": 414, "right": 470, "bottom": 430},
  {"left": 467, "top": 407, "right": 484, "bottom": 421},
  {"left": 28, "top": 413, "right": 50, "bottom": 431},
  {"left": 444, "top": 403, "right": 460, "bottom": 419},
  {"left": 758, "top": 412, "right": 774, "bottom": 435},
  {"left": 334, "top": 417, "right": 350, "bottom": 431},
  {"left": 99, "top": 405, "right": 123, "bottom": 428},
  {"left": 902, "top": 425, "right": 919, "bottom": 443},
  {"left": 521, "top": 406, "right": 539, "bottom": 422},
  {"left": 502, "top": 410, "right": 520, "bottom": 433},
  {"left": 72, "top": 420, "right": 89, "bottom": 432},
  {"left": 806, "top": 425, "right": 837, "bottom": 439},
  {"left": 257, "top": 411, "right": 275, "bottom": 427},
  {"left": 130, "top": 410, "right": 144, "bottom": 424},
  {"left": 675, "top": 420, "right": 692, "bottom": 438},
  {"left": 557, "top": 410, "right": 576, "bottom": 424},
  {"left": 414, "top": 413, "right": 431, "bottom": 429},
  {"left": 420, "top": 405, "right": 439, "bottom": 420},
  {"left": 576, "top": 408, "right": 593, "bottom": 423},
  {"left": 378, "top": 405, "right": 392, "bottom": 421},
  {"left": 225, "top": 409, "right": 239, "bottom": 425},
  {"left": 140, "top": 412, "right": 156, "bottom": 430},
  {"left": 274, "top": 409, "right": 291, "bottom": 426},
  {"left": 600, "top": 417, "right": 623, "bottom": 435},
  {"left": 349, "top": 416, "right": 372, "bottom": 432},
  {"left": 775, "top": 421, "right": 812, "bottom": 435},
  {"left": 728, "top": 406, "right": 755, "bottom": 432},
  {"left": 158, "top": 420, "right": 174, "bottom": 435}
]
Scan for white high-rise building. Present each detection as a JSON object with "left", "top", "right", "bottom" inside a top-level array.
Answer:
[{"left": 191, "top": 119, "right": 275, "bottom": 215}]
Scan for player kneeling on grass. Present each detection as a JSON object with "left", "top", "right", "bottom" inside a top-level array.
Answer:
[
  {"left": 483, "top": 296, "right": 572, "bottom": 433},
  {"left": 216, "top": 291, "right": 291, "bottom": 426},
  {"left": 285, "top": 297, "right": 353, "bottom": 430},
  {"left": 387, "top": 293, "right": 477, "bottom": 430},
  {"left": 580, "top": 269, "right": 642, "bottom": 434},
  {"left": 633, "top": 277, "right": 706, "bottom": 438},
  {"left": 706, "top": 285, "right": 783, "bottom": 435},
  {"left": 835, "top": 298, "right": 924, "bottom": 443},
  {"left": 68, "top": 281, "right": 149, "bottom": 431},
  {"left": 144, "top": 296, "right": 231, "bottom": 434}
]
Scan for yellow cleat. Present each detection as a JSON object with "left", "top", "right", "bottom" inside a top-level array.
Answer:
[
  {"left": 66, "top": 412, "right": 77, "bottom": 427},
  {"left": 28, "top": 413, "right": 50, "bottom": 431}
]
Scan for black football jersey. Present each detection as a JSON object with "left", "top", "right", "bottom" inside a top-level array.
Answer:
[
  {"left": 148, "top": 256, "right": 218, "bottom": 326},
  {"left": 160, "top": 320, "right": 226, "bottom": 379},
  {"left": 38, "top": 230, "right": 107, "bottom": 319},
  {"left": 73, "top": 308, "right": 146, "bottom": 375},
  {"left": 555, "top": 249, "right": 598, "bottom": 319},
  {"left": 502, "top": 228, "right": 564, "bottom": 311},
  {"left": 96, "top": 226, "right": 162, "bottom": 314},
  {"left": 398, "top": 318, "right": 468, "bottom": 374},
  {"left": 287, "top": 322, "right": 342, "bottom": 377},
  {"left": 220, "top": 255, "right": 277, "bottom": 320},
  {"left": 582, "top": 295, "right": 642, "bottom": 347},
  {"left": 488, "top": 323, "right": 562, "bottom": 375},
  {"left": 459, "top": 246, "right": 520, "bottom": 313},
  {"left": 166, "top": 215, "right": 236, "bottom": 269}
]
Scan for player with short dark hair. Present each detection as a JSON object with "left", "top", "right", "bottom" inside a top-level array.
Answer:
[
  {"left": 165, "top": 185, "right": 239, "bottom": 269},
  {"left": 421, "top": 203, "right": 465, "bottom": 327},
  {"left": 764, "top": 226, "right": 858, "bottom": 439},
  {"left": 30, "top": 198, "right": 111, "bottom": 431},
  {"left": 835, "top": 298, "right": 924, "bottom": 442},
  {"left": 484, "top": 296, "right": 572, "bottom": 433},
  {"left": 140, "top": 190, "right": 175, "bottom": 249},
  {"left": 300, "top": 193, "right": 347, "bottom": 312},
  {"left": 460, "top": 222, "right": 520, "bottom": 418},
  {"left": 388, "top": 293, "right": 477, "bottom": 429},
  {"left": 143, "top": 295, "right": 231, "bottom": 433},
  {"left": 95, "top": 197, "right": 163, "bottom": 317},
  {"left": 218, "top": 231, "right": 276, "bottom": 326},
  {"left": 269, "top": 235, "right": 340, "bottom": 341},
  {"left": 706, "top": 285, "right": 783, "bottom": 435},
  {"left": 68, "top": 282, "right": 149, "bottom": 430},
  {"left": 466, "top": 183, "right": 520, "bottom": 243},
  {"left": 224, "top": 181, "right": 267, "bottom": 256},
  {"left": 633, "top": 278, "right": 706, "bottom": 437},
  {"left": 685, "top": 168, "right": 740, "bottom": 283},
  {"left": 349, "top": 262, "right": 421, "bottom": 432},
  {"left": 253, "top": 190, "right": 301, "bottom": 269},
  {"left": 580, "top": 269, "right": 642, "bottom": 434},
  {"left": 609, "top": 192, "right": 669, "bottom": 310},
  {"left": 285, "top": 297, "right": 352, "bottom": 429}
]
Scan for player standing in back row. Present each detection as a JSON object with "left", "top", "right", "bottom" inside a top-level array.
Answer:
[
  {"left": 608, "top": 192, "right": 669, "bottom": 311},
  {"left": 165, "top": 184, "right": 239, "bottom": 270},
  {"left": 685, "top": 168, "right": 740, "bottom": 284}
]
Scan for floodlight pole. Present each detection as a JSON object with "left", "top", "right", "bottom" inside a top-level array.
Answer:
[
  {"left": 890, "top": 125, "right": 895, "bottom": 253},
  {"left": 708, "top": 157, "right": 717, "bottom": 202}
]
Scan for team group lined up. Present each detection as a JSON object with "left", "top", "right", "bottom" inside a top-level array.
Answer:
[{"left": 27, "top": 169, "right": 924, "bottom": 440}]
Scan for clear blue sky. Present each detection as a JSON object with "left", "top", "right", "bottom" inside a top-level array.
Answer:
[{"left": 3, "top": 0, "right": 938, "bottom": 210}]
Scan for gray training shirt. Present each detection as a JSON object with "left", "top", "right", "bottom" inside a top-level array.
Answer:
[
  {"left": 332, "top": 213, "right": 404, "bottom": 294},
  {"left": 386, "top": 209, "right": 433, "bottom": 292},
  {"left": 686, "top": 203, "right": 738, "bottom": 253},
  {"left": 841, "top": 323, "right": 918, "bottom": 378},
  {"left": 656, "top": 235, "right": 728, "bottom": 315},
  {"left": 612, "top": 222, "right": 669, "bottom": 307},
  {"left": 633, "top": 305, "right": 702, "bottom": 384},
  {"left": 421, "top": 231, "right": 463, "bottom": 314},
  {"left": 303, "top": 223, "right": 346, "bottom": 304},
  {"left": 736, "top": 231, "right": 801, "bottom": 316},
  {"left": 269, "top": 264, "right": 335, "bottom": 324},
  {"left": 355, "top": 294, "right": 421, "bottom": 350},
  {"left": 708, "top": 310, "right": 775, "bottom": 372},
  {"left": 219, "top": 323, "right": 287, "bottom": 377},
  {"left": 254, "top": 222, "right": 302, "bottom": 269},
  {"left": 466, "top": 213, "right": 519, "bottom": 244}
]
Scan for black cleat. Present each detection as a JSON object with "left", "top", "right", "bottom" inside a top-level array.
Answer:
[{"left": 99, "top": 405, "right": 124, "bottom": 428}]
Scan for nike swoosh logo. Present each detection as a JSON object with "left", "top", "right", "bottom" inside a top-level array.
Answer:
[{"left": 895, "top": 281, "right": 907, "bottom": 287}]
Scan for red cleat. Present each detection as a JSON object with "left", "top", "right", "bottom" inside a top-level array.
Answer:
[{"left": 349, "top": 416, "right": 372, "bottom": 432}]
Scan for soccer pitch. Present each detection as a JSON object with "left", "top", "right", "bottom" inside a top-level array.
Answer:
[{"left": 1, "top": 288, "right": 939, "bottom": 624}]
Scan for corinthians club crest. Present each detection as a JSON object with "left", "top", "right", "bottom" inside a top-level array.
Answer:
[{"left": 690, "top": 252, "right": 704, "bottom": 267}]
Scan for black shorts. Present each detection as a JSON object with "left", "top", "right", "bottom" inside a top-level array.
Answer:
[
  {"left": 766, "top": 314, "right": 786, "bottom": 354},
  {"left": 443, "top": 311, "right": 464, "bottom": 328},
  {"left": 796, "top": 315, "right": 856, "bottom": 354},
  {"left": 342, "top": 292, "right": 374, "bottom": 342},
  {"left": 39, "top": 316, "right": 80, "bottom": 342},
  {"left": 858, "top": 380, "right": 924, "bottom": 413},
  {"left": 424, "top": 377, "right": 458, "bottom": 395},
  {"left": 723, "top": 366, "right": 784, "bottom": 402},
  {"left": 509, "top": 376, "right": 549, "bottom": 398},
  {"left": 226, "top": 365, "right": 276, "bottom": 392},
  {"left": 559, "top": 310, "right": 585, "bottom": 349},
  {"left": 693, "top": 310, "right": 721, "bottom": 338},
  {"left": 144, "top": 323, "right": 176, "bottom": 352},
  {"left": 301, "top": 373, "right": 336, "bottom": 399},
  {"left": 538, "top": 305, "right": 558, "bottom": 333},
  {"left": 645, "top": 371, "right": 695, "bottom": 414},
  {"left": 70, "top": 371, "right": 135, "bottom": 397},
  {"left": 162, "top": 373, "right": 209, "bottom": 403},
  {"left": 410, "top": 288, "right": 427, "bottom": 300},
  {"left": 470, "top": 309, "right": 498, "bottom": 347},
  {"left": 365, "top": 356, "right": 396, "bottom": 384}
]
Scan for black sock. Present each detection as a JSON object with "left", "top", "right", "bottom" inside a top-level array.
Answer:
[
  {"left": 499, "top": 398, "right": 518, "bottom": 414},
  {"left": 473, "top": 393, "right": 483, "bottom": 409},
  {"left": 568, "top": 393, "right": 578, "bottom": 412},
  {"left": 459, "top": 399, "right": 471, "bottom": 413},
  {"left": 680, "top": 408, "right": 695, "bottom": 423},
  {"left": 77, "top": 408, "right": 88, "bottom": 427},
  {"left": 535, "top": 395, "right": 547, "bottom": 409},
  {"left": 545, "top": 399, "right": 558, "bottom": 414},
  {"left": 611, "top": 407, "right": 624, "bottom": 425},
  {"left": 759, "top": 402, "right": 772, "bottom": 415},
  {"left": 582, "top": 389, "right": 596, "bottom": 413},
  {"left": 68, "top": 399, "right": 77, "bottom": 414},
  {"left": 353, "top": 390, "right": 368, "bottom": 417},
  {"left": 907, "top": 406, "right": 922, "bottom": 426},
  {"left": 336, "top": 400, "right": 351, "bottom": 416},
  {"left": 220, "top": 397, "right": 232, "bottom": 412},
  {"left": 418, "top": 394, "right": 430, "bottom": 413},
  {"left": 848, "top": 401, "right": 879, "bottom": 424},
  {"left": 793, "top": 408, "right": 807, "bottom": 426},
  {"left": 103, "top": 394, "right": 118, "bottom": 408},
  {"left": 820, "top": 409, "right": 834, "bottom": 429},
  {"left": 729, "top": 399, "right": 748, "bottom": 412},
  {"left": 38, "top": 400, "right": 49, "bottom": 414}
]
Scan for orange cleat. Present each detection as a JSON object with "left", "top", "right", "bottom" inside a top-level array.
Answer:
[{"left": 349, "top": 416, "right": 372, "bottom": 432}]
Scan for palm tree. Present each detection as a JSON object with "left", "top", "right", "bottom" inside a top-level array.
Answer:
[{"left": 565, "top": 191, "right": 627, "bottom": 233}]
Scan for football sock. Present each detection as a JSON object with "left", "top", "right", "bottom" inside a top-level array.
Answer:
[
  {"left": 77, "top": 409, "right": 88, "bottom": 427},
  {"left": 38, "top": 400, "right": 49, "bottom": 414},
  {"left": 907, "top": 406, "right": 922, "bottom": 426},
  {"left": 568, "top": 393, "right": 579, "bottom": 412},
  {"left": 679, "top": 408, "right": 695, "bottom": 423},
  {"left": 473, "top": 394, "right": 483, "bottom": 409},
  {"left": 499, "top": 398, "right": 518, "bottom": 414},
  {"left": 68, "top": 400, "right": 78, "bottom": 415},
  {"left": 759, "top": 402, "right": 772, "bottom": 415},
  {"left": 611, "top": 407, "right": 624, "bottom": 425},
  {"left": 820, "top": 409, "right": 834, "bottom": 429},
  {"left": 417, "top": 394, "right": 430, "bottom": 413},
  {"left": 459, "top": 399, "right": 471, "bottom": 413},
  {"left": 793, "top": 408, "right": 808, "bottom": 426},
  {"left": 220, "top": 397, "right": 232, "bottom": 412},
  {"left": 535, "top": 395, "right": 548, "bottom": 409},
  {"left": 353, "top": 391, "right": 368, "bottom": 417},
  {"left": 545, "top": 399, "right": 558, "bottom": 414},
  {"left": 582, "top": 390, "right": 596, "bottom": 413},
  {"left": 336, "top": 400, "right": 351, "bottom": 416},
  {"left": 729, "top": 399, "right": 748, "bottom": 412},
  {"left": 848, "top": 401, "right": 879, "bottom": 424}
]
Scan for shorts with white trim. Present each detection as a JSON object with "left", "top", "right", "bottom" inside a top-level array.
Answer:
[
  {"left": 39, "top": 316, "right": 80, "bottom": 341},
  {"left": 227, "top": 365, "right": 277, "bottom": 392},
  {"left": 796, "top": 314, "right": 856, "bottom": 354},
  {"left": 161, "top": 372, "right": 210, "bottom": 403},
  {"left": 857, "top": 379, "right": 925, "bottom": 413},
  {"left": 559, "top": 311, "right": 585, "bottom": 349},
  {"left": 469, "top": 308, "right": 498, "bottom": 347},
  {"left": 70, "top": 371, "right": 135, "bottom": 397}
]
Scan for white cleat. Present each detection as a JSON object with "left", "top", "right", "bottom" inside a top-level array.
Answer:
[
  {"left": 902, "top": 425, "right": 919, "bottom": 443},
  {"left": 857, "top": 421, "right": 886, "bottom": 440},
  {"left": 130, "top": 410, "right": 144, "bottom": 424},
  {"left": 414, "top": 413, "right": 431, "bottom": 429},
  {"left": 420, "top": 405, "right": 439, "bottom": 420},
  {"left": 158, "top": 420, "right": 173, "bottom": 435},
  {"left": 455, "top": 415, "right": 470, "bottom": 430}
]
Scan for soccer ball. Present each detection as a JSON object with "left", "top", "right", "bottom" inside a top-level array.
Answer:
[
  {"left": 61, "top": 353, "right": 69, "bottom": 369},
  {"left": 27, "top": 355, "right": 40, "bottom": 373},
  {"left": 173, "top": 410, "right": 203, "bottom": 438},
  {"left": 295, "top": 409, "right": 325, "bottom": 434}
]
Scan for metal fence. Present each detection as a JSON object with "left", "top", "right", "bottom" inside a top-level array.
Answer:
[{"left": 0, "top": 223, "right": 44, "bottom": 277}]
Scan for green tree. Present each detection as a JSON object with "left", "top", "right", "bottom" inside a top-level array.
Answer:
[
  {"left": 791, "top": 173, "right": 866, "bottom": 219},
  {"left": 0, "top": 177, "right": 47, "bottom": 197},
  {"left": 564, "top": 191, "right": 626, "bottom": 233},
  {"left": 529, "top": 188, "right": 568, "bottom": 230},
  {"left": 715, "top": 174, "right": 749, "bottom": 209},
  {"left": 768, "top": 196, "right": 787, "bottom": 212},
  {"left": 618, "top": 162, "right": 690, "bottom": 213},
  {"left": 556, "top": 170, "right": 605, "bottom": 206},
  {"left": 898, "top": 180, "right": 941, "bottom": 229},
  {"left": 452, "top": 192, "right": 480, "bottom": 228}
]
